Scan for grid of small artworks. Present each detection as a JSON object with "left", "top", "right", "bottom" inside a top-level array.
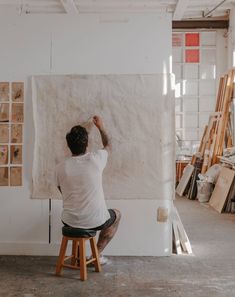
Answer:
[
  {"left": 0, "top": 82, "right": 24, "bottom": 186},
  {"left": 173, "top": 31, "right": 217, "bottom": 142}
]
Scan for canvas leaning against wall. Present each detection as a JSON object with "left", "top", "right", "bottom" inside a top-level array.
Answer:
[{"left": 32, "top": 74, "right": 175, "bottom": 200}]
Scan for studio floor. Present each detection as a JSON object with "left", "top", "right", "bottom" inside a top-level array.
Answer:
[{"left": 1, "top": 197, "right": 235, "bottom": 297}]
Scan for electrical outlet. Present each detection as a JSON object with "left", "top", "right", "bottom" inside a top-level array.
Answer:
[{"left": 157, "top": 207, "right": 168, "bottom": 223}]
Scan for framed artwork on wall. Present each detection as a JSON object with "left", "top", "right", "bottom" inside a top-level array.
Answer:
[
  {"left": 12, "top": 82, "right": 24, "bottom": 102},
  {"left": 0, "top": 145, "right": 8, "bottom": 165},
  {"left": 10, "top": 167, "right": 22, "bottom": 186},
  {"left": 11, "top": 124, "right": 23, "bottom": 143},
  {"left": 0, "top": 82, "right": 9, "bottom": 102},
  {"left": 10, "top": 145, "right": 23, "bottom": 164},
  {"left": 0, "top": 124, "right": 9, "bottom": 143},
  {"left": 0, "top": 81, "right": 24, "bottom": 186},
  {"left": 0, "top": 167, "right": 8, "bottom": 186},
  {"left": 12, "top": 103, "right": 24, "bottom": 123},
  {"left": 0, "top": 103, "right": 9, "bottom": 122}
]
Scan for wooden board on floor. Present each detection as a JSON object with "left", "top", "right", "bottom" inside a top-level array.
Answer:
[
  {"left": 176, "top": 164, "right": 194, "bottom": 196},
  {"left": 171, "top": 206, "right": 192, "bottom": 255},
  {"left": 225, "top": 178, "right": 235, "bottom": 213},
  {"left": 172, "top": 220, "right": 182, "bottom": 255},
  {"left": 209, "top": 167, "right": 235, "bottom": 213}
]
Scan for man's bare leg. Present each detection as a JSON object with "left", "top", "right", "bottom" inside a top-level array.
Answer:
[{"left": 97, "top": 209, "right": 121, "bottom": 255}]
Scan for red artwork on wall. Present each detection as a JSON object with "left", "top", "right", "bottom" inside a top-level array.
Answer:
[
  {"left": 185, "top": 33, "right": 200, "bottom": 46},
  {"left": 185, "top": 49, "right": 200, "bottom": 63}
]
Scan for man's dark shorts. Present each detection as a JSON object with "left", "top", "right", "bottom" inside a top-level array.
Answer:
[
  {"left": 62, "top": 209, "right": 117, "bottom": 231},
  {"left": 91, "top": 209, "right": 116, "bottom": 231}
]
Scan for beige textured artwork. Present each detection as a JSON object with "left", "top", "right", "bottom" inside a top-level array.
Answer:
[
  {"left": 0, "top": 82, "right": 9, "bottom": 102},
  {"left": 11, "top": 124, "right": 23, "bottom": 143},
  {"left": 10, "top": 145, "right": 22, "bottom": 164},
  {"left": 12, "top": 103, "right": 24, "bottom": 122},
  {"left": 0, "top": 145, "right": 8, "bottom": 165},
  {"left": 32, "top": 74, "right": 174, "bottom": 200},
  {"left": 0, "top": 103, "right": 9, "bottom": 122},
  {"left": 12, "top": 82, "right": 24, "bottom": 102},
  {"left": 0, "top": 167, "right": 8, "bottom": 186},
  {"left": 0, "top": 124, "right": 9, "bottom": 143},
  {"left": 10, "top": 167, "right": 22, "bottom": 186}
]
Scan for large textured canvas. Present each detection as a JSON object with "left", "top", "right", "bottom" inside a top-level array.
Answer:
[{"left": 32, "top": 74, "right": 175, "bottom": 200}]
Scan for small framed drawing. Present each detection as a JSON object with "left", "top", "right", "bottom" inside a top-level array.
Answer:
[
  {"left": 10, "top": 145, "right": 22, "bottom": 164},
  {"left": 0, "top": 167, "right": 8, "bottom": 186},
  {"left": 0, "top": 124, "right": 9, "bottom": 143},
  {"left": 12, "top": 103, "right": 24, "bottom": 123},
  {"left": 0, "top": 145, "right": 8, "bottom": 165},
  {"left": 12, "top": 82, "right": 24, "bottom": 102},
  {"left": 11, "top": 124, "right": 23, "bottom": 143},
  {"left": 0, "top": 82, "right": 9, "bottom": 102},
  {"left": 0, "top": 103, "right": 9, "bottom": 122},
  {"left": 10, "top": 167, "right": 22, "bottom": 186}
]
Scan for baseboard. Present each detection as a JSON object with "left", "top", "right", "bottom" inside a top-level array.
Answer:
[
  {"left": 0, "top": 241, "right": 171, "bottom": 256},
  {"left": 0, "top": 242, "right": 62, "bottom": 256}
]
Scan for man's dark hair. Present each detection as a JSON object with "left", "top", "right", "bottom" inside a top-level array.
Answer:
[{"left": 66, "top": 125, "right": 88, "bottom": 155}]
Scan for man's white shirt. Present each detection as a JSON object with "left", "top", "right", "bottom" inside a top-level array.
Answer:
[{"left": 56, "top": 150, "right": 110, "bottom": 228}]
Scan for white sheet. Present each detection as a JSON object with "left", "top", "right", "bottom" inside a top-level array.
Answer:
[{"left": 32, "top": 74, "right": 175, "bottom": 200}]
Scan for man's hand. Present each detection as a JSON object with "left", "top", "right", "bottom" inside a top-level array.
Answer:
[
  {"left": 93, "top": 115, "right": 111, "bottom": 151},
  {"left": 93, "top": 115, "right": 104, "bottom": 130}
]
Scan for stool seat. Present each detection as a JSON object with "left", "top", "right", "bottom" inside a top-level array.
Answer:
[
  {"left": 62, "top": 226, "right": 96, "bottom": 238},
  {"left": 56, "top": 227, "right": 101, "bottom": 281}
]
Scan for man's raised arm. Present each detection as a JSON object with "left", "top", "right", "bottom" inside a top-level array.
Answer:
[{"left": 93, "top": 115, "right": 111, "bottom": 152}]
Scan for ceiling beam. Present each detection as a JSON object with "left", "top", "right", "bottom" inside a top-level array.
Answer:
[
  {"left": 60, "top": 0, "right": 78, "bottom": 14},
  {"left": 172, "top": 20, "right": 229, "bottom": 29},
  {"left": 173, "top": 0, "right": 190, "bottom": 20}
]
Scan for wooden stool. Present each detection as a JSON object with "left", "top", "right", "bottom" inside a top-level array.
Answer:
[{"left": 55, "top": 226, "right": 101, "bottom": 281}]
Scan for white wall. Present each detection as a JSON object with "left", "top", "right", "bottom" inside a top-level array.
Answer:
[
  {"left": 0, "top": 11, "right": 173, "bottom": 256},
  {"left": 216, "top": 30, "right": 228, "bottom": 85},
  {"left": 228, "top": 5, "right": 235, "bottom": 68}
]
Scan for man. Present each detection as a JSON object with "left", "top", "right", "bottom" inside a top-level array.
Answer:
[{"left": 56, "top": 115, "right": 121, "bottom": 264}]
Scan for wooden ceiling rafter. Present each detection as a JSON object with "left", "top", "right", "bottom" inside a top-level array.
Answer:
[
  {"left": 173, "top": 0, "right": 190, "bottom": 20},
  {"left": 60, "top": 0, "right": 78, "bottom": 14}
]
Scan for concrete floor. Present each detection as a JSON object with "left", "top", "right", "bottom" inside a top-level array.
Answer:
[{"left": 1, "top": 197, "right": 235, "bottom": 297}]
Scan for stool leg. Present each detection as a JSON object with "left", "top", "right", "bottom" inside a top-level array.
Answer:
[
  {"left": 71, "top": 240, "right": 79, "bottom": 266},
  {"left": 90, "top": 237, "right": 101, "bottom": 272},
  {"left": 55, "top": 236, "right": 68, "bottom": 276},
  {"left": 79, "top": 239, "right": 87, "bottom": 281}
]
